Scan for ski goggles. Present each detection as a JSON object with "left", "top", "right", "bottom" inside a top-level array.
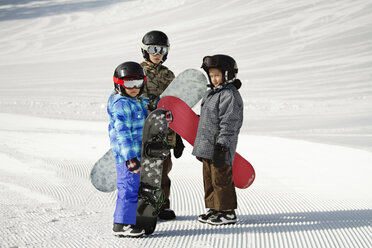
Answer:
[
  {"left": 202, "top": 56, "right": 220, "bottom": 68},
  {"left": 142, "top": 44, "right": 169, "bottom": 55},
  {"left": 113, "top": 76, "right": 146, "bottom": 89}
]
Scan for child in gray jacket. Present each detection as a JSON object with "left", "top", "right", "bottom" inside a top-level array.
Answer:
[{"left": 192, "top": 54, "right": 243, "bottom": 225}]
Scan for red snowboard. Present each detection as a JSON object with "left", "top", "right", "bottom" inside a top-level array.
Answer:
[{"left": 158, "top": 96, "right": 255, "bottom": 189}]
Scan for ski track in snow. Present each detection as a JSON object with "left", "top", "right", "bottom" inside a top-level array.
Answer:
[
  {"left": 0, "top": 114, "right": 371, "bottom": 248},
  {"left": 0, "top": 0, "right": 372, "bottom": 247}
]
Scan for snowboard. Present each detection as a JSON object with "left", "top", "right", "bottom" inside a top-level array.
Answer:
[
  {"left": 157, "top": 96, "right": 255, "bottom": 189},
  {"left": 159, "top": 68, "right": 207, "bottom": 106},
  {"left": 136, "top": 109, "right": 172, "bottom": 234},
  {"left": 90, "top": 68, "right": 207, "bottom": 192}
]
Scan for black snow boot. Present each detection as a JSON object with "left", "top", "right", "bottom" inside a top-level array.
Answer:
[{"left": 158, "top": 208, "right": 176, "bottom": 220}]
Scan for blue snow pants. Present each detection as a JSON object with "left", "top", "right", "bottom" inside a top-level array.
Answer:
[{"left": 114, "top": 162, "right": 140, "bottom": 225}]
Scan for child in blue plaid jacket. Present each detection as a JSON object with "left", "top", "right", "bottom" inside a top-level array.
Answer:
[{"left": 108, "top": 62, "right": 149, "bottom": 237}]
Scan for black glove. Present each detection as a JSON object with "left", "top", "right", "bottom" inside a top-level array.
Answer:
[
  {"left": 213, "top": 143, "right": 228, "bottom": 167},
  {"left": 173, "top": 134, "right": 185, "bottom": 159},
  {"left": 126, "top": 158, "right": 140, "bottom": 174}
]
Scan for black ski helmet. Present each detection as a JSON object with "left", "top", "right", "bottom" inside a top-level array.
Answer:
[
  {"left": 141, "top": 30, "right": 170, "bottom": 63},
  {"left": 113, "top": 61, "right": 146, "bottom": 96},
  {"left": 201, "top": 54, "right": 238, "bottom": 84}
]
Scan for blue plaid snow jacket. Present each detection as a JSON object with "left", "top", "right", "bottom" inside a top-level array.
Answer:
[{"left": 107, "top": 91, "right": 149, "bottom": 164}]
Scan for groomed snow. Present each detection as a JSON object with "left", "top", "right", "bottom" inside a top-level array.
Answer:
[{"left": 0, "top": 0, "right": 371, "bottom": 247}]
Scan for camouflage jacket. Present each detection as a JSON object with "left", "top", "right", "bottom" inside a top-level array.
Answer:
[
  {"left": 140, "top": 61, "right": 175, "bottom": 111},
  {"left": 140, "top": 61, "right": 177, "bottom": 147}
]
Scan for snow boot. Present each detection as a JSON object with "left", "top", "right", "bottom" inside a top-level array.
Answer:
[
  {"left": 208, "top": 210, "right": 237, "bottom": 225},
  {"left": 113, "top": 223, "right": 145, "bottom": 237},
  {"left": 198, "top": 209, "right": 217, "bottom": 223},
  {"left": 158, "top": 208, "right": 176, "bottom": 220}
]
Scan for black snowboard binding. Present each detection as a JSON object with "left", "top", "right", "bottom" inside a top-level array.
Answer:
[
  {"left": 144, "top": 136, "right": 170, "bottom": 160},
  {"left": 138, "top": 183, "right": 165, "bottom": 216}
]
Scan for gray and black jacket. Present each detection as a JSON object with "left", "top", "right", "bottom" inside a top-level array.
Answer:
[{"left": 192, "top": 83, "right": 243, "bottom": 166}]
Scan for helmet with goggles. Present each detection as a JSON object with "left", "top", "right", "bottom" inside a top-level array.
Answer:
[
  {"left": 141, "top": 30, "right": 170, "bottom": 63},
  {"left": 113, "top": 61, "right": 146, "bottom": 96},
  {"left": 201, "top": 54, "right": 238, "bottom": 84}
]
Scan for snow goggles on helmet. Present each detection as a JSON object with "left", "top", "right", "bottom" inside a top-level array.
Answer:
[
  {"left": 202, "top": 56, "right": 220, "bottom": 68},
  {"left": 142, "top": 44, "right": 169, "bottom": 55},
  {"left": 113, "top": 76, "right": 146, "bottom": 89}
]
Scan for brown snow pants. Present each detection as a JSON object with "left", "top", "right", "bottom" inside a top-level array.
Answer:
[
  {"left": 161, "top": 155, "right": 172, "bottom": 209},
  {"left": 202, "top": 159, "right": 237, "bottom": 211}
]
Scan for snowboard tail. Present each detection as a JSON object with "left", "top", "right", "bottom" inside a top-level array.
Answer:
[
  {"left": 90, "top": 149, "right": 116, "bottom": 192},
  {"left": 136, "top": 201, "right": 158, "bottom": 235},
  {"left": 136, "top": 182, "right": 164, "bottom": 235}
]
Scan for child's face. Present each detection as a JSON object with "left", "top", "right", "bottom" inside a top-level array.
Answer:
[
  {"left": 149, "top": 54, "right": 164, "bottom": 64},
  {"left": 125, "top": 88, "right": 141, "bottom": 98},
  {"left": 209, "top": 68, "right": 223, "bottom": 87}
]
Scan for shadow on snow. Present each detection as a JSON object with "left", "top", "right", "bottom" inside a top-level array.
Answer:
[{"left": 155, "top": 209, "right": 372, "bottom": 237}]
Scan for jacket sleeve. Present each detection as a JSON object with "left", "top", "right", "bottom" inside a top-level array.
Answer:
[
  {"left": 165, "top": 69, "right": 175, "bottom": 87},
  {"left": 216, "top": 89, "right": 243, "bottom": 147},
  {"left": 111, "top": 101, "right": 137, "bottom": 161}
]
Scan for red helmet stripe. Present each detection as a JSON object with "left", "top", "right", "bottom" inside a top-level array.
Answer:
[{"left": 113, "top": 76, "right": 124, "bottom": 86}]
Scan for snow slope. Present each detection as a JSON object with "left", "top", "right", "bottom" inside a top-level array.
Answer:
[{"left": 0, "top": 0, "right": 371, "bottom": 247}]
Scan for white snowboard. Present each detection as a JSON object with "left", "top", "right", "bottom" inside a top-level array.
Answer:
[
  {"left": 90, "top": 68, "right": 207, "bottom": 192},
  {"left": 159, "top": 68, "right": 207, "bottom": 107}
]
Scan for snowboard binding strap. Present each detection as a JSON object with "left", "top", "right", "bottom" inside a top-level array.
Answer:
[{"left": 138, "top": 183, "right": 165, "bottom": 216}]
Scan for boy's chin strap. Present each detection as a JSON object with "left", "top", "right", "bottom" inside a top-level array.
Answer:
[{"left": 207, "top": 78, "right": 241, "bottom": 91}]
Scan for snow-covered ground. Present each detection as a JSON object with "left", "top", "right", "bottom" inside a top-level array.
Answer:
[{"left": 0, "top": 0, "right": 371, "bottom": 247}]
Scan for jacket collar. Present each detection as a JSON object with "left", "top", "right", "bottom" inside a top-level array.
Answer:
[
  {"left": 142, "top": 60, "right": 161, "bottom": 69},
  {"left": 111, "top": 91, "right": 149, "bottom": 104},
  {"left": 208, "top": 83, "right": 232, "bottom": 93}
]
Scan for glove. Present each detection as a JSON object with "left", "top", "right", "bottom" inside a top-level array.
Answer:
[
  {"left": 212, "top": 143, "right": 228, "bottom": 167},
  {"left": 126, "top": 158, "right": 140, "bottom": 174},
  {"left": 148, "top": 96, "right": 158, "bottom": 111},
  {"left": 154, "top": 96, "right": 160, "bottom": 109},
  {"left": 196, "top": 156, "right": 203, "bottom": 162},
  {"left": 173, "top": 134, "right": 185, "bottom": 159},
  {"left": 167, "top": 129, "right": 177, "bottom": 148}
]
